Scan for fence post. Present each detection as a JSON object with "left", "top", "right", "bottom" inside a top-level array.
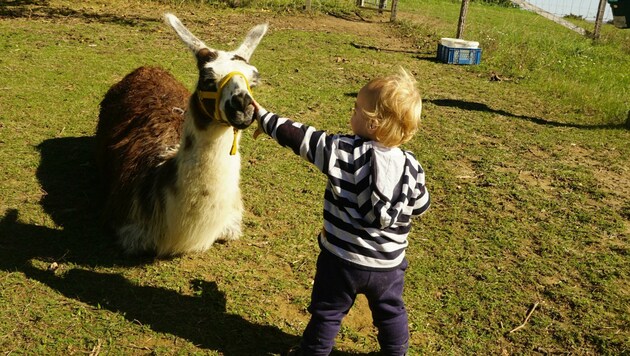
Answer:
[
  {"left": 390, "top": 0, "right": 399, "bottom": 21},
  {"left": 456, "top": 0, "right": 471, "bottom": 39},
  {"left": 593, "top": 0, "right": 607, "bottom": 39}
]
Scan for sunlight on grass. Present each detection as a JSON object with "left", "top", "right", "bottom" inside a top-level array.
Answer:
[{"left": 0, "top": 0, "right": 628, "bottom": 354}]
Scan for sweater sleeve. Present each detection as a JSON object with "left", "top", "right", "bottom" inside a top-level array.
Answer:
[
  {"left": 412, "top": 182, "right": 430, "bottom": 216},
  {"left": 411, "top": 167, "right": 430, "bottom": 216},
  {"left": 259, "top": 109, "right": 334, "bottom": 173}
]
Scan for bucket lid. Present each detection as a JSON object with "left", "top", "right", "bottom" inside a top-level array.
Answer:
[{"left": 440, "top": 37, "right": 479, "bottom": 48}]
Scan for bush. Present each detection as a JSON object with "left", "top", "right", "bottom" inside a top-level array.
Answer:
[{"left": 473, "top": 0, "right": 516, "bottom": 7}]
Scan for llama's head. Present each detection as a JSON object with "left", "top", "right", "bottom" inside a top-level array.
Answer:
[{"left": 165, "top": 13, "right": 267, "bottom": 130}]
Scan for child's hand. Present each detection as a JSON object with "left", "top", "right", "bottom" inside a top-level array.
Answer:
[
  {"left": 251, "top": 99, "right": 265, "bottom": 139},
  {"left": 251, "top": 99, "right": 264, "bottom": 118},
  {"left": 251, "top": 98, "right": 260, "bottom": 110}
]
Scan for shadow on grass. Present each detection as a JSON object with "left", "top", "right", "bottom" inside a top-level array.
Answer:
[
  {"left": 0, "top": 136, "right": 375, "bottom": 355},
  {"left": 329, "top": 11, "right": 392, "bottom": 24},
  {"left": 0, "top": 0, "right": 158, "bottom": 26},
  {"left": 0, "top": 137, "right": 136, "bottom": 269},
  {"left": 428, "top": 98, "right": 629, "bottom": 130},
  {"left": 12, "top": 261, "right": 298, "bottom": 354}
]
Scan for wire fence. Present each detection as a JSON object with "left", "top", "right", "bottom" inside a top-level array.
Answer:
[{"left": 525, "top": 0, "right": 613, "bottom": 21}]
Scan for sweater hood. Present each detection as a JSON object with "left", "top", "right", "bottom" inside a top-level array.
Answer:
[
  {"left": 369, "top": 151, "right": 419, "bottom": 228},
  {"left": 340, "top": 141, "right": 419, "bottom": 229}
]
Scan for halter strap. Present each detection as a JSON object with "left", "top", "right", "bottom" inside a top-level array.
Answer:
[
  {"left": 197, "top": 71, "right": 252, "bottom": 122},
  {"left": 196, "top": 71, "right": 252, "bottom": 155}
]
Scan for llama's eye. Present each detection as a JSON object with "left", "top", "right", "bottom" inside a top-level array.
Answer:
[
  {"left": 231, "top": 54, "right": 247, "bottom": 62},
  {"left": 249, "top": 71, "right": 261, "bottom": 87},
  {"left": 200, "top": 74, "right": 218, "bottom": 90},
  {"left": 200, "top": 67, "right": 217, "bottom": 87}
]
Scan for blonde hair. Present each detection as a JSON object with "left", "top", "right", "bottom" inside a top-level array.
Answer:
[{"left": 363, "top": 68, "right": 422, "bottom": 147}]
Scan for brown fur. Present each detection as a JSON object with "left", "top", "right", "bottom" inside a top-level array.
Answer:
[{"left": 95, "top": 66, "right": 189, "bottom": 228}]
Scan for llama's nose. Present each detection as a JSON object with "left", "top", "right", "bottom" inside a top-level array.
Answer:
[
  {"left": 237, "top": 92, "right": 253, "bottom": 111},
  {"left": 229, "top": 92, "right": 252, "bottom": 112},
  {"left": 226, "top": 92, "right": 254, "bottom": 129}
]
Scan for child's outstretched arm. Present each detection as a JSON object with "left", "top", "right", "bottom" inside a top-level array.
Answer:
[{"left": 251, "top": 99, "right": 333, "bottom": 173}]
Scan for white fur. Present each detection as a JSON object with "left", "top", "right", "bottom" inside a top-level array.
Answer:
[{"left": 161, "top": 120, "right": 243, "bottom": 255}]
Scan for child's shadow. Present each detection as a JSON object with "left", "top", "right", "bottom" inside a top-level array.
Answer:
[{"left": 0, "top": 136, "right": 302, "bottom": 354}]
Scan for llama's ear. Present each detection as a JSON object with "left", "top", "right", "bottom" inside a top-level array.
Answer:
[
  {"left": 234, "top": 23, "right": 268, "bottom": 62},
  {"left": 164, "top": 13, "right": 210, "bottom": 55}
]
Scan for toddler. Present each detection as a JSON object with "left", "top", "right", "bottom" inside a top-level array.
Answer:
[{"left": 253, "top": 68, "right": 430, "bottom": 356}]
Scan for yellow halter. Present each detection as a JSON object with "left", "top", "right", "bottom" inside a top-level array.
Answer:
[{"left": 197, "top": 71, "right": 252, "bottom": 155}]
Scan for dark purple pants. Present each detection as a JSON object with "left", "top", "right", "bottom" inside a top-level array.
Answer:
[{"left": 300, "top": 251, "right": 409, "bottom": 355}]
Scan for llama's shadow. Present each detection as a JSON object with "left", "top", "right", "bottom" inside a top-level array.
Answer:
[
  {"left": 14, "top": 262, "right": 298, "bottom": 354},
  {"left": 0, "top": 136, "right": 307, "bottom": 354},
  {"left": 0, "top": 136, "right": 133, "bottom": 270}
]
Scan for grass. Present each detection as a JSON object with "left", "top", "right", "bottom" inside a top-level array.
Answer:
[{"left": 1, "top": 0, "right": 629, "bottom": 354}]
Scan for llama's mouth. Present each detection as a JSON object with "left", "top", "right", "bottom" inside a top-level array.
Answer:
[
  {"left": 225, "top": 94, "right": 255, "bottom": 129},
  {"left": 230, "top": 113, "right": 254, "bottom": 130}
]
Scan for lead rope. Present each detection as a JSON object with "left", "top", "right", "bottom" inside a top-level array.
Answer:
[
  {"left": 230, "top": 128, "right": 241, "bottom": 155},
  {"left": 197, "top": 71, "right": 252, "bottom": 156}
]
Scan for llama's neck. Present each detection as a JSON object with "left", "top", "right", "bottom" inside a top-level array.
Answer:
[
  {"left": 173, "top": 100, "right": 241, "bottom": 192},
  {"left": 180, "top": 117, "right": 236, "bottom": 161}
]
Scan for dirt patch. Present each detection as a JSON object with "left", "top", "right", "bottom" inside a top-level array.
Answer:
[
  {"left": 267, "top": 12, "right": 418, "bottom": 51},
  {"left": 343, "top": 294, "right": 376, "bottom": 331}
]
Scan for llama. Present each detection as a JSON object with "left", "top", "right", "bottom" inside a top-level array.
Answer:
[{"left": 95, "top": 14, "right": 268, "bottom": 256}]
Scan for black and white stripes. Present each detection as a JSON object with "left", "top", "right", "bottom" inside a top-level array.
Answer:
[{"left": 260, "top": 110, "right": 430, "bottom": 270}]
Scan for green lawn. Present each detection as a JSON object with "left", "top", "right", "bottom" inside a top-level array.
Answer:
[{"left": 0, "top": 0, "right": 628, "bottom": 354}]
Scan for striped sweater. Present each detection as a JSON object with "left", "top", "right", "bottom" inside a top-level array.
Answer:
[{"left": 258, "top": 109, "right": 430, "bottom": 270}]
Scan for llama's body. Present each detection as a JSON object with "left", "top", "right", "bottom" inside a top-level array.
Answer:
[{"left": 95, "top": 15, "right": 267, "bottom": 256}]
